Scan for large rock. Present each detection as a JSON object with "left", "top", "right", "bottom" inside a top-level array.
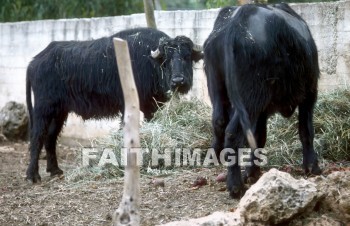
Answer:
[
  {"left": 158, "top": 211, "right": 244, "bottom": 226},
  {"left": 237, "top": 168, "right": 323, "bottom": 225},
  {"left": 160, "top": 169, "right": 323, "bottom": 226},
  {"left": 302, "top": 214, "right": 343, "bottom": 226},
  {"left": 160, "top": 170, "right": 350, "bottom": 226},
  {"left": 0, "top": 101, "right": 29, "bottom": 140},
  {"left": 0, "top": 133, "right": 7, "bottom": 142},
  {"left": 309, "top": 171, "right": 350, "bottom": 223}
]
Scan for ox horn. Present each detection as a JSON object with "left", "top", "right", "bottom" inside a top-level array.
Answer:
[
  {"left": 192, "top": 44, "right": 203, "bottom": 52},
  {"left": 151, "top": 48, "right": 161, "bottom": 58}
]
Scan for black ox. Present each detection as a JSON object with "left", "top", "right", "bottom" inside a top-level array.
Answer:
[
  {"left": 203, "top": 3, "right": 321, "bottom": 198},
  {"left": 26, "top": 27, "right": 203, "bottom": 183}
]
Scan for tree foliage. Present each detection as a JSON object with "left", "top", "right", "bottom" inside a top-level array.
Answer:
[
  {"left": 0, "top": 0, "right": 144, "bottom": 22},
  {"left": 0, "top": 0, "right": 339, "bottom": 22}
]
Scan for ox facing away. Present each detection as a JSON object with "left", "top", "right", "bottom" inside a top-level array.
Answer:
[
  {"left": 26, "top": 27, "right": 203, "bottom": 183},
  {"left": 203, "top": 3, "right": 321, "bottom": 198}
]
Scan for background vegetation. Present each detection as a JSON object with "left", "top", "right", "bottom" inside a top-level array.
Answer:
[{"left": 0, "top": 0, "right": 339, "bottom": 22}]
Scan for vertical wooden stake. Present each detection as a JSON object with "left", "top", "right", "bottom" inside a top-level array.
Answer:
[
  {"left": 143, "top": 0, "right": 157, "bottom": 29},
  {"left": 112, "top": 38, "right": 141, "bottom": 226}
]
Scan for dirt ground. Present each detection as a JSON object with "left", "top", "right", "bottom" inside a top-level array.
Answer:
[
  {"left": 0, "top": 141, "right": 239, "bottom": 226},
  {"left": 0, "top": 141, "right": 348, "bottom": 226}
]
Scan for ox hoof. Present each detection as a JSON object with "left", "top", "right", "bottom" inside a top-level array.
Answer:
[
  {"left": 26, "top": 174, "right": 41, "bottom": 184},
  {"left": 228, "top": 185, "right": 246, "bottom": 199},
  {"left": 244, "top": 176, "right": 258, "bottom": 185},
  {"left": 304, "top": 163, "right": 322, "bottom": 176},
  {"left": 47, "top": 167, "right": 64, "bottom": 177},
  {"left": 243, "top": 169, "right": 261, "bottom": 185},
  {"left": 310, "top": 164, "right": 322, "bottom": 175}
]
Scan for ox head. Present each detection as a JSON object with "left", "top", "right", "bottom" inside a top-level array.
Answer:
[{"left": 151, "top": 36, "right": 203, "bottom": 94}]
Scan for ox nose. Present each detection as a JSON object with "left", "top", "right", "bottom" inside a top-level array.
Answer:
[{"left": 172, "top": 77, "right": 184, "bottom": 84}]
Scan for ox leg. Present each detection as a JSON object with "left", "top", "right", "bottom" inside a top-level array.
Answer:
[
  {"left": 26, "top": 111, "right": 51, "bottom": 183},
  {"left": 244, "top": 112, "right": 268, "bottom": 184},
  {"left": 45, "top": 113, "right": 67, "bottom": 177},
  {"left": 225, "top": 111, "right": 246, "bottom": 199},
  {"left": 205, "top": 65, "right": 230, "bottom": 157},
  {"left": 212, "top": 101, "right": 230, "bottom": 158},
  {"left": 298, "top": 93, "right": 321, "bottom": 175}
]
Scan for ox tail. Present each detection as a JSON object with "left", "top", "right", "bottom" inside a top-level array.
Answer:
[
  {"left": 26, "top": 76, "right": 33, "bottom": 130},
  {"left": 224, "top": 35, "right": 257, "bottom": 150}
]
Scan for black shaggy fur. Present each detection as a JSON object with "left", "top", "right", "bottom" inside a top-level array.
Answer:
[
  {"left": 203, "top": 3, "right": 321, "bottom": 198},
  {"left": 26, "top": 27, "right": 202, "bottom": 183}
]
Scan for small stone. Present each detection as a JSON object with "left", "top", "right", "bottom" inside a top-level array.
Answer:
[{"left": 192, "top": 176, "right": 207, "bottom": 187}]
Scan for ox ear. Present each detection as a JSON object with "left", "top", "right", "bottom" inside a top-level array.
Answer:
[{"left": 191, "top": 44, "right": 203, "bottom": 62}]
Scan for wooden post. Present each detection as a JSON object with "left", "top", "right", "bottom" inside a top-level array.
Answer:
[
  {"left": 143, "top": 0, "right": 157, "bottom": 29},
  {"left": 237, "top": 0, "right": 252, "bottom": 5},
  {"left": 112, "top": 38, "right": 141, "bottom": 225},
  {"left": 237, "top": 0, "right": 268, "bottom": 5}
]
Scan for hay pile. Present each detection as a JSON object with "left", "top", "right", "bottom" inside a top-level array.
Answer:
[
  {"left": 145, "top": 97, "right": 212, "bottom": 148},
  {"left": 68, "top": 89, "right": 350, "bottom": 180},
  {"left": 266, "top": 89, "right": 350, "bottom": 166},
  {"left": 314, "top": 89, "right": 350, "bottom": 161},
  {"left": 103, "top": 89, "right": 350, "bottom": 166},
  {"left": 98, "top": 96, "right": 212, "bottom": 149},
  {"left": 101, "top": 97, "right": 212, "bottom": 167}
]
